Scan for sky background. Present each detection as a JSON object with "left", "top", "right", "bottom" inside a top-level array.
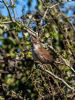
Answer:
[
  {"left": 0, "top": 0, "right": 75, "bottom": 19},
  {"left": 0, "top": 0, "right": 37, "bottom": 18}
]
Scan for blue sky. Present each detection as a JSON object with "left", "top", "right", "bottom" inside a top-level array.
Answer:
[
  {"left": 0, "top": 1, "right": 75, "bottom": 18},
  {"left": 0, "top": 0, "right": 37, "bottom": 18},
  {"left": 60, "top": 1, "right": 75, "bottom": 23}
]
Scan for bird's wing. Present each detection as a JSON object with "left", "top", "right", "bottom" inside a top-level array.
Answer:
[{"left": 35, "top": 47, "right": 53, "bottom": 63}]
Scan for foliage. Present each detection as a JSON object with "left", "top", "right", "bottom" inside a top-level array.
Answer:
[{"left": 0, "top": 0, "right": 75, "bottom": 100}]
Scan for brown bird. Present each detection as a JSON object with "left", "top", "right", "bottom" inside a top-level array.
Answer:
[{"left": 30, "top": 35, "right": 54, "bottom": 64}]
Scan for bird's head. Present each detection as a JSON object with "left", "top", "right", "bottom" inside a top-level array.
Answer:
[{"left": 31, "top": 35, "right": 40, "bottom": 44}]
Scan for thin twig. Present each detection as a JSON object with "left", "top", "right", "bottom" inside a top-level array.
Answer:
[
  {"left": 40, "top": 2, "right": 61, "bottom": 25},
  {"left": 0, "top": 70, "right": 9, "bottom": 73},
  {"left": 0, "top": 58, "right": 33, "bottom": 62},
  {"left": 2, "top": 0, "right": 15, "bottom": 22},
  {"left": 10, "top": 0, "right": 16, "bottom": 19},
  {"left": 40, "top": 8, "right": 49, "bottom": 25},
  {"left": 14, "top": 21, "right": 38, "bottom": 37},
  {"left": 0, "top": 21, "right": 13, "bottom": 24}
]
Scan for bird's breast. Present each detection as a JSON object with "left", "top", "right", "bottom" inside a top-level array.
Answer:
[{"left": 33, "top": 44, "right": 40, "bottom": 51}]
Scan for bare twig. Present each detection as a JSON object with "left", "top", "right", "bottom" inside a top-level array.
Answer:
[
  {"left": 10, "top": 0, "right": 18, "bottom": 19},
  {"left": 40, "top": 2, "right": 61, "bottom": 25},
  {"left": 40, "top": 8, "right": 49, "bottom": 25}
]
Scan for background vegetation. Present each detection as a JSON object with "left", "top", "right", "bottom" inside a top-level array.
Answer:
[{"left": 0, "top": 0, "right": 75, "bottom": 100}]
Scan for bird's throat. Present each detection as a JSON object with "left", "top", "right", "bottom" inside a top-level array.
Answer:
[{"left": 33, "top": 44, "right": 41, "bottom": 51}]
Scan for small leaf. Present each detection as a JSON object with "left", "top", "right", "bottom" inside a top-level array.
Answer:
[
  {"left": 0, "top": 96, "right": 5, "bottom": 100},
  {"left": 0, "top": 29, "right": 3, "bottom": 35},
  {"left": 5, "top": 74, "right": 15, "bottom": 86}
]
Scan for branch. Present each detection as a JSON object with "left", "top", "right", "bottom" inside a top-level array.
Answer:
[
  {"left": 0, "top": 58, "right": 33, "bottom": 63},
  {"left": 15, "top": 21, "right": 38, "bottom": 38},
  {"left": 40, "top": 2, "right": 61, "bottom": 25},
  {"left": 2, "top": 0, "right": 15, "bottom": 22},
  {"left": 0, "top": 70, "right": 9, "bottom": 73},
  {"left": 49, "top": 46, "right": 75, "bottom": 73},
  {"left": 57, "top": 13, "right": 75, "bottom": 32},
  {"left": 40, "top": 65, "right": 75, "bottom": 91}
]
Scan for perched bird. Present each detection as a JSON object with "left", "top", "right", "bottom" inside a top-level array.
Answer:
[{"left": 30, "top": 35, "right": 54, "bottom": 64}]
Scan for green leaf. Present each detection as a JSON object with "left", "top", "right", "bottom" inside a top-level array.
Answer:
[
  {"left": 0, "top": 29, "right": 3, "bottom": 35},
  {"left": 0, "top": 96, "right": 5, "bottom": 100},
  {"left": 4, "top": 74, "right": 15, "bottom": 86}
]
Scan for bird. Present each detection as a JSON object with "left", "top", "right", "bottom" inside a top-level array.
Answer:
[
  {"left": 30, "top": 35, "right": 55, "bottom": 64},
  {"left": 30, "top": 34, "right": 62, "bottom": 74}
]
